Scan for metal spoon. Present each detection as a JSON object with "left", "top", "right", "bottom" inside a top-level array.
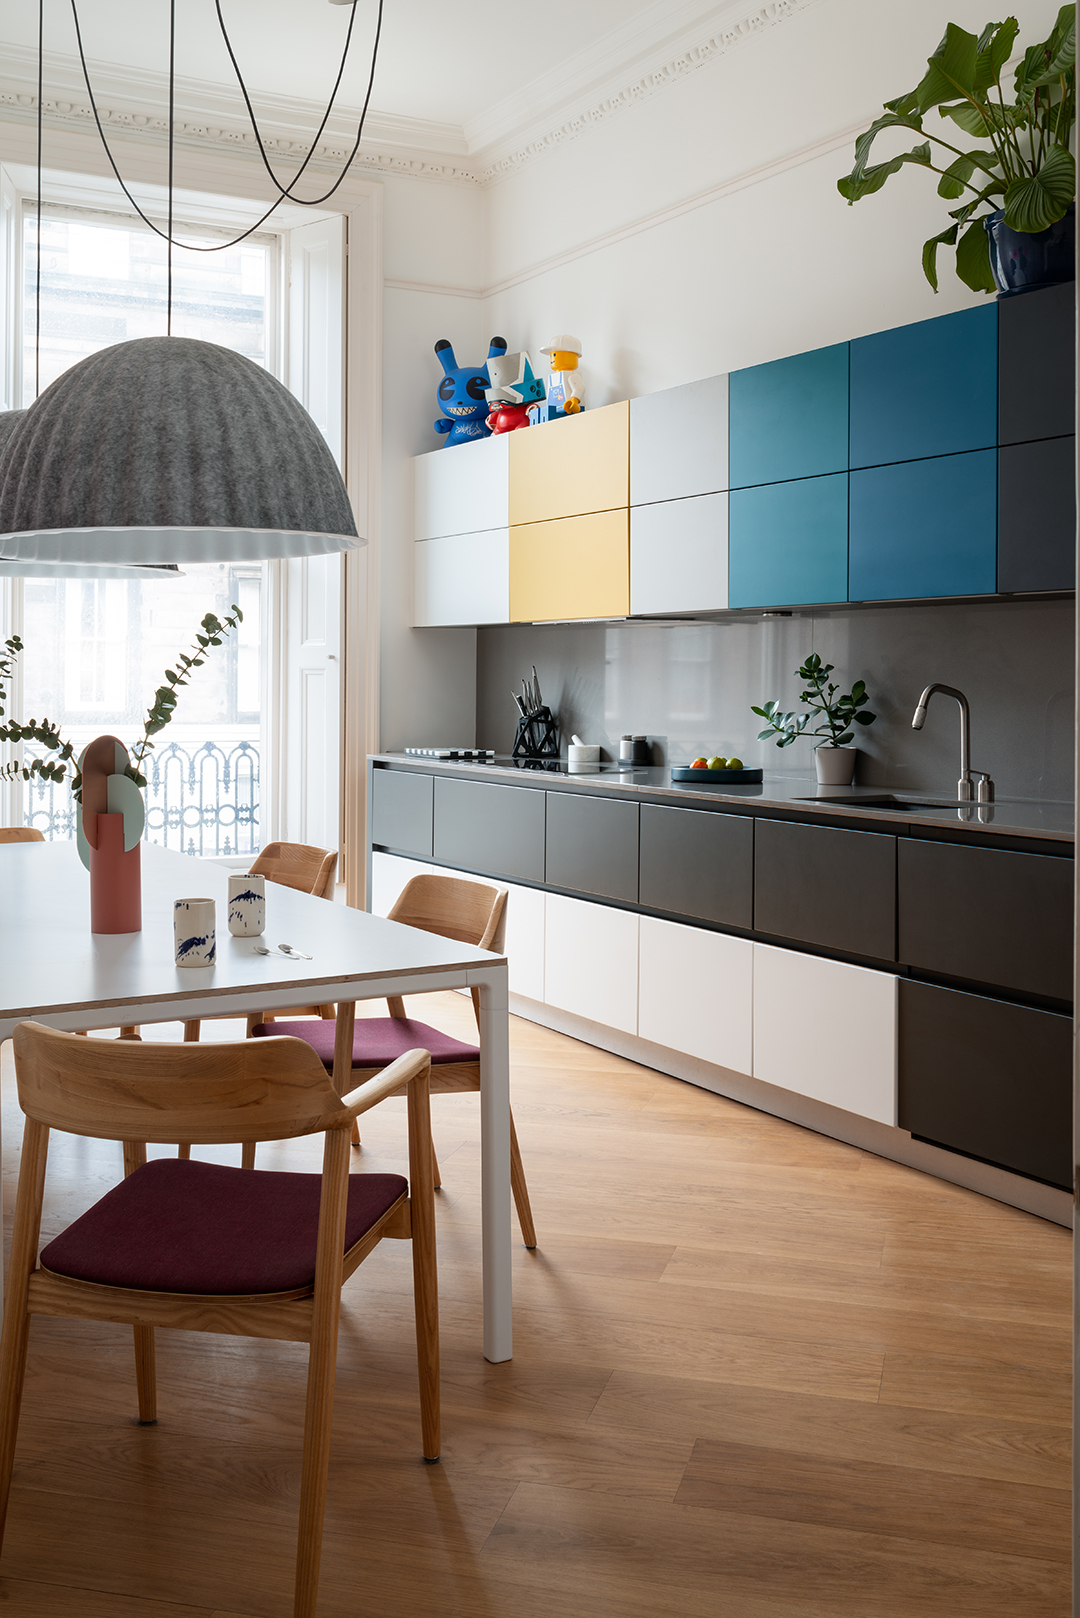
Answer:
[
  {"left": 253, "top": 944, "right": 273, "bottom": 955},
  {"left": 278, "top": 943, "right": 312, "bottom": 959}
]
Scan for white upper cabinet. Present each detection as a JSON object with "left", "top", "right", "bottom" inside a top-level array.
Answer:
[
  {"left": 638, "top": 916, "right": 752, "bottom": 1075},
  {"left": 630, "top": 491, "right": 728, "bottom": 616},
  {"left": 414, "top": 433, "right": 509, "bottom": 541},
  {"left": 414, "top": 529, "right": 510, "bottom": 626},
  {"left": 752, "top": 944, "right": 897, "bottom": 1126},
  {"left": 629, "top": 374, "right": 729, "bottom": 506}
]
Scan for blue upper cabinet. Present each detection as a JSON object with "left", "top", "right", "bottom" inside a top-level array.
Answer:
[
  {"left": 849, "top": 450, "right": 997, "bottom": 601},
  {"left": 849, "top": 305, "right": 997, "bottom": 469},
  {"left": 728, "top": 344, "right": 849, "bottom": 489},
  {"left": 729, "top": 473, "right": 848, "bottom": 608}
]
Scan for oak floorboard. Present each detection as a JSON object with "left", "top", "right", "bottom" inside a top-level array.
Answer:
[
  {"left": 673, "top": 1436, "right": 1070, "bottom": 1560},
  {"left": 1, "top": 997, "right": 1071, "bottom": 1616}
]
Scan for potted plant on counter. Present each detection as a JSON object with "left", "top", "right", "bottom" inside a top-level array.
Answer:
[
  {"left": 753, "top": 655, "right": 877, "bottom": 785},
  {"left": 838, "top": 9, "right": 1075, "bottom": 296}
]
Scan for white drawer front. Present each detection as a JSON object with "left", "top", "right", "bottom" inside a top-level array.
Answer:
[
  {"left": 544, "top": 893, "right": 638, "bottom": 1034},
  {"left": 638, "top": 916, "right": 752, "bottom": 1074}
]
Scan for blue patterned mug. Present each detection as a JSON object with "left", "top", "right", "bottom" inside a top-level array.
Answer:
[
  {"left": 228, "top": 873, "right": 266, "bottom": 937},
  {"left": 174, "top": 898, "right": 216, "bottom": 967}
]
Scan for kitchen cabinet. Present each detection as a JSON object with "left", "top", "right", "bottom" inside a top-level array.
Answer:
[
  {"left": 897, "top": 837, "right": 1072, "bottom": 1001},
  {"left": 629, "top": 375, "right": 729, "bottom": 505},
  {"left": 502, "top": 880, "right": 546, "bottom": 1001},
  {"left": 629, "top": 492, "right": 727, "bottom": 616},
  {"left": 998, "top": 281, "right": 1075, "bottom": 446},
  {"left": 414, "top": 432, "right": 508, "bottom": 540},
  {"left": 898, "top": 979, "right": 1071, "bottom": 1189},
  {"left": 638, "top": 916, "right": 753, "bottom": 1075},
  {"left": 544, "top": 892, "right": 638, "bottom": 1033},
  {"left": 433, "top": 776, "right": 546, "bottom": 883},
  {"left": 753, "top": 943, "right": 897, "bottom": 1125},
  {"left": 849, "top": 304, "right": 997, "bottom": 469},
  {"left": 509, "top": 401, "right": 629, "bottom": 525},
  {"left": 997, "top": 435, "right": 1076, "bottom": 594},
  {"left": 413, "top": 529, "right": 509, "bottom": 626},
  {"left": 545, "top": 791, "right": 639, "bottom": 904},
  {"left": 848, "top": 449, "right": 997, "bottom": 601},
  {"left": 728, "top": 473, "right": 848, "bottom": 610},
  {"left": 755, "top": 818, "right": 896, "bottom": 961},
  {"left": 509, "top": 509, "right": 629, "bottom": 622},
  {"left": 370, "top": 768, "right": 433, "bottom": 858},
  {"left": 728, "top": 343, "right": 849, "bottom": 489},
  {"left": 369, "top": 850, "right": 432, "bottom": 917},
  {"left": 638, "top": 803, "right": 753, "bottom": 930}
]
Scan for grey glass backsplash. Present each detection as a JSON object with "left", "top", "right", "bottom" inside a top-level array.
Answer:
[{"left": 476, "top": 598, "right": 1075, "bottom": 802}]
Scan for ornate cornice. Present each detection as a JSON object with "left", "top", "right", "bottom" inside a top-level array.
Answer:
[{"left": 477, "top": 0, "right": 822, "bottom": 183}]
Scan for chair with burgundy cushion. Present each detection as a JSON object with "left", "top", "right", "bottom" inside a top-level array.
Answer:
[
  {"left": 251, "top": 871, "right": 537, "bottom": 1249},
  {"left": 0, "top": 1016, "right": 438, "bottom": 1618}
]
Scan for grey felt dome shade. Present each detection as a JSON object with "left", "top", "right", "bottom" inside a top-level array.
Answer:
[{"left": 0, "top": 337, "right": 362, "bottom": 564}]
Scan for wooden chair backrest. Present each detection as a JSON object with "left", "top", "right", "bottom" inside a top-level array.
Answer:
[
  {"left": 389, "top": 874, "right": 507, "bottom": 953},
  {"left": 0, "top": 827, "right": 44, "bottom": 843},
  {"left": 13, "top": 1022, "right": 348, "bottom": 1145},
  {"left": 250, "top": 841, "right": 337, "bottom": 898}
]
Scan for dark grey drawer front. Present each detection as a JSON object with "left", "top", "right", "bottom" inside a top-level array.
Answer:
[
  {"left": 754, "top": 818, "right": 896, "bottom": 960},
  {"left": 545, "top": 792, "right": 639, "bottom": 903},
  {"left": 370, "top": 769, "right": 433, "bottom": 858},
  {"left": 639, "top": 804, "right": 753, "bottom": 929},
  {"left": 898, "top": 838, "right": 1072, "bottom": 1000},
  {"left": 899, "top": 979, "right": 1071, "bottom": 1188},
  {"left": 433, "top": 777, "right": 545, "bottom": 882}
]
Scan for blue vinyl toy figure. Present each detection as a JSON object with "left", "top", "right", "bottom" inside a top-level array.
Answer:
[{"left": 433, "top": 336, "right": 508, "bottom": 446}]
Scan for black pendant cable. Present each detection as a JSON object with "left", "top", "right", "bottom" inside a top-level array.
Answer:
[
  {"left": 65, "top": 0, "right": 384, "bottom": 261},
  {"left": 34, "top": 0, "right": 43, "bottom": 398},
  {"left": 166, "top": 0, "right": 175, "bottom": 334}
]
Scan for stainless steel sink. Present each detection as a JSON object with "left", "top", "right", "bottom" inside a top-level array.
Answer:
[{"left": 792, "top": 795, "right": 963, "bottom": 812}]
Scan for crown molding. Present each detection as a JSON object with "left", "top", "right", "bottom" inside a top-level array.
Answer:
[{"left": 475, "top": 0, "right": 824, "bottom": 183}]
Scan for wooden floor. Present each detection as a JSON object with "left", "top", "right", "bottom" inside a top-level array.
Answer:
[{"left": 0, "top": 993, "right": 1071, "bottom": 1617}]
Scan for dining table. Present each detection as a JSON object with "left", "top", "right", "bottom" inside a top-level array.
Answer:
[{"left": 0, "top": 839, "right": 513, "bottom": 1361}]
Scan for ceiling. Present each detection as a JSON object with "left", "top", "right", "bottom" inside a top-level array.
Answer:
[{"left": 1, "top": 0, "right": 712, "bottom": 146}]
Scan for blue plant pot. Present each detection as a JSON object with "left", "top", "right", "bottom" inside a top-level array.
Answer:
[{"left": 984, "top": 203, "right": 1075, "bottom": 297}]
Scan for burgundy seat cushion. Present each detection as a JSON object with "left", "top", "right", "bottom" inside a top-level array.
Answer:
[
  {"left": 253, "top": 1017, "right": 479, "bottom": 1070},
  {"left": 39, "top": 1158, "right": 407, "bottom": 1295}
]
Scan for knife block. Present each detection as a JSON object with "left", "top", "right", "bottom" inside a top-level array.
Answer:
[{"left": 512, "top": 707, "right": 559, "bottom": 762}]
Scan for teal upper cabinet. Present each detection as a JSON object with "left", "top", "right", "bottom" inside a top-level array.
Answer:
[
  {"left": 849, "top": 450, "right": 997, "bottom": 601},
  {"left": 728, "top": 344, "right": 849, "bottom": 489},
  {"left": 849, "top": 305, "right": 997, "bottom": 469},
  {"left": 630, "top": 375, "right": 729, "bottom": 505},
  {"left": 729, "top": 473, "right": 848, "bottom": 608}
]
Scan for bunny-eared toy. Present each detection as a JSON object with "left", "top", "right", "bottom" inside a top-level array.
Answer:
[
  {"left": 485, "top": 351, "right": 546, "bottom": 435},
  {"left": 433, "top": 336, "right": 507, "bottom": 447}
]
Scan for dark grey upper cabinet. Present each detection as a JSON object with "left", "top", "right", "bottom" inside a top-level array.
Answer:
[
  {"left": 754, "top": 818, "right": 896, "bottom": 961},
  {"left": 898, "top": 838, "right": 1072, "bottom": 1001},
  {"left": 545, "top": 792, "right": 639, "bottom": 903},
  {"left": 433, "top": 777, "right": 545, "bottom": 882},
  {"left": 998, "top": 282, "right": 1076, "bottom": 446},
  {"left": 370, "top": 768, "right": 433, "bottom": 858},
  {"left": 998, "top": 434, "right": 1075, "bottom": 593},
  {"left": 898, "top": 979, "right": 1071, "bottom": 1189},
  {"left": 639, "top": 804, "right": 753, "bottom": 929}
]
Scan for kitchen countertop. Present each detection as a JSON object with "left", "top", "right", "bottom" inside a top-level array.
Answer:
[{"left": 371, "top": 754, "right": 1075, "bottom": 846}]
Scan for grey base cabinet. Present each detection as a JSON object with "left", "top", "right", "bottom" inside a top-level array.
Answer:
[
  {"left": 369, "top": 768, "right": 434, "bottom": 858},
  {"left": 639, "top": 804, "right": 752, "bottom": 929},
  {"left": 754, "top": 818, "right": 896, "bottom": 961},
  {"left": 545, "top": 791, "right": 639, "bottom": 902},
  {"left": 432, "top": 777, "right": 546, "bottom": 883},
  {"left": 898, "top": 979, "right": 1072, "bottom": 1189}
]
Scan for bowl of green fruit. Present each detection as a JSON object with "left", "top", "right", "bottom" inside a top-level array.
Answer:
[{"left": 670, "top": 756, "right": 763, "bottom": 784}]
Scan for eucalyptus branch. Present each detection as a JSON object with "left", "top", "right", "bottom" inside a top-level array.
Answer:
[{"left": 125, "top": 606, "right": 244, "bottom": 791}]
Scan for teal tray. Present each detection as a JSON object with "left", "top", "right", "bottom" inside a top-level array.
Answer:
[{"left": 670, "top": 767, "right": 763, "bottom": 784}]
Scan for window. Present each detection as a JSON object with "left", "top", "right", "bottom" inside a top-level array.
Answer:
[{"left": 10, "top": 202, "right": 279, "bottom": 856}]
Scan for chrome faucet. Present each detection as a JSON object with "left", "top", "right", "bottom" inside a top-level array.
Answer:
[{"left": 911, "top": 684, "right": 994, "bottom": 803}]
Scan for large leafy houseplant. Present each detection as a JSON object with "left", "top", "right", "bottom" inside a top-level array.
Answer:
[
  {"left": 838, "top": 8, "right": 1076, "bottom": 292},
  {"left": 752, "top": 654, "right": 877, "bottom": 751}
]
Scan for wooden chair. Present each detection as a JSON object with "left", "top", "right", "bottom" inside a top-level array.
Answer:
[
  {"left": 252, "top": 873, "right": 538, "bottom": 1249},
  {"left": 0, "top": 1017, "right": 438, "bottom": 1618},
  {"left": 0, "top": 827, "right": 44, "bottom": 843},
  {"left": 181, "top": 840, "right": 339, "bottom": 1041}
]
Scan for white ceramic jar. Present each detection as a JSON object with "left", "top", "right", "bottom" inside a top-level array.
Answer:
[
  {"left": 174, "top": 898, "right": 216, "bottom": 967},
  {"left": 228, "top": 873, "right": 266, "bottom": 936}
]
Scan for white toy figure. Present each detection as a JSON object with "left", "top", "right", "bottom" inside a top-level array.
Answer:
[{"left": 537, "top": 335, "right": 584, "bottom": 420}]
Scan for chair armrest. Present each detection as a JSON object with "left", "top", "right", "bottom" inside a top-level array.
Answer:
[{"left": 332, "top": 1048, "right": 431, "bottom": 1124}]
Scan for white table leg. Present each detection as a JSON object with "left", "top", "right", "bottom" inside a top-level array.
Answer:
[{"left": 476, "top": 963, "right": 512, "bottom": 1362}]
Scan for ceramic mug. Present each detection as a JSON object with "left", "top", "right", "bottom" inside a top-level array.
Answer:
[
  {"left": 174, "top": 898, "right": 216, "bottom": 967},
  {"left": 228, "top": 873, "right": 266, "bottom": 937}
]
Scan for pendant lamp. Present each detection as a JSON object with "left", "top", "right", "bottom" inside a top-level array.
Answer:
[{"left": 0, "top": 339, "right": 361, "bottom": 565}]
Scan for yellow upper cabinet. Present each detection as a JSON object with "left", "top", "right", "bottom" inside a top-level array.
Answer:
[
  {"left": 510, "top": 510, "right": 629, "bottom": 623},
  {"left": 508, "top": 401, "right": 629, "bottom": 525}
]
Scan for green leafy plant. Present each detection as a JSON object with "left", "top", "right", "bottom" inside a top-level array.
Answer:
[
  {"left": 752, "top": 654, "right": 877, "bottom": 750},
  {"left": 0, "top": 606, "right": 243, "bottom": 802},
  {"left": 838, "top": 8, "right": 1076, "bottom": 292}
]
